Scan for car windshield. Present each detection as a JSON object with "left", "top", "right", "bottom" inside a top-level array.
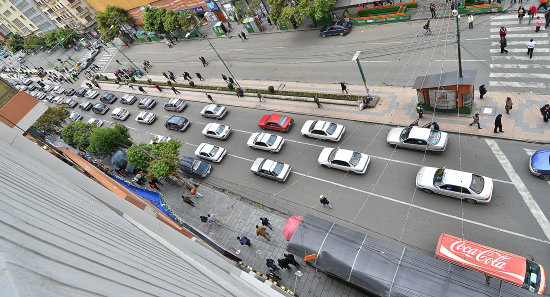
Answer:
[
  {"left": 215, "top": 125, "right": 226, "bottom": 134},
  {"left": 523, "top": 260, "right": 541, "bottom": 293},
  {"left": 349, "top": 152, "right": 361, "bottom": 166},
  {"left": 469, "top": 174, "right": 484, "bottom": 194},
  {"left": 326, "top": 123, "right": 337, "bottom": 135},
  {"left": 433, "top": 168, "right": 445, "bottom": 186},
  {"left": 210, "top": 147, "right": 219, "bottom": 156},
  {"left": 192, "top": 160, "right": 202, "bottom": 171},
  {"left": 273, "top": 162, "right": 284, "bottom": 175},
  {"left": 213, "top": 106, "right": 222, "bottom": 113},
  {"left": 266, "top": 135, "right": 277, "bottom": 146},
  {"left": 400, "top": 128, "right": 411, "bottom": 141},
  {"left": 428, "top": 131, "right": 441, "bottom": 144},
  {"left": 278, "top": 116, "right": 288, "bottom": 126}
]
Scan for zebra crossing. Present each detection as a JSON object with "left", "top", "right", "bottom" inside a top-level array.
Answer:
[
  {"left": 489, "top": 13, "right": 550, "bottom": 90},
  {"left": 78, "top": 46, "right": 118, "bottom": 71}
]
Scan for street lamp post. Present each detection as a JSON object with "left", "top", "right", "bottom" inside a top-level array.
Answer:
[
  {"left": 453, "top": 3, "right": 463, "bottom": 78},
  {"left": 352, "top": 51, "right": 371, "bottom": 99}
]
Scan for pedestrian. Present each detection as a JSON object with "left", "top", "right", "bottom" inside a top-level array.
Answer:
[
  {"left": 256, "top": 225, "right": 271, "bottom": 241},
  {"left": 162, "top": 72, "right": 169, "bottom": 79},
  {"left": 240, "top": 31, "right": 247, "bottom": 40},
  {"left": 528, "top": 4, "right": 537, "bottom": 24},
  {"left": 238, "top": 32, "right": 244, "bottom": 41},
  {"left": 257, "top": 92, "right": 265, "bottom": 102},
  {"left": 138, "top": 86, "right": 147, "bottom": 94},
  {"left": 171, "top": 86, "right": 180, "bottom": 94},
  {"left": 340, "top": 82, "right": 348, "bottom": 93},
  {"left": 518, "top": 6, "right": 526, "bottom": 23},
  {"left": 228, "top": 77, "right": 234, "bottom": 84},
  {"left": 154, "top": 84, "right": 162, "bottom": 92},
  {"left": 424, "top": 20, "right": 432, "bottom": 35},
  {"left": 314, "top": 94, "right": 322, "bottom": 108},
  {"left": 115, "top": 81, "right": 122, "bottom": 88},
  {"left": 540, "top": 104, "right": 550, "bottom": 122},
  {"left": 200, "top": 215, "right": 212, "bottom": 226},
  {"left": 236, "top": 88, "right": 244, "bottom": 97},
  {"left": 505, "top": 97, "right": 513, "bottom": 114},
  {"left": 86, "top": 82, "right": 93, "bottom": 89},
  {"left": 494, "top": 114, "right": 504, "bottom": 133},
  {"left": 207, "top": 214, "right": 216, "bottom": 225},
  {"left": 468, "top": 14, "right": 474, "bottom": 29},
  {"left": 152, "top": 177, "right": 163, "bottom": 186},
  {"left": 535, "top": 16, "right": 543, "bottom": 32},
  {"left": 511, "top": 0, "right": 516, "bottom": 7},
  {"left": 500, "top": 37, "right": 509, "bottom": 53},
  {"left": 222, "top": 74, "right": 228, "bottom": 82},
  {"left": 432, "top": 121, "right": 440, "bottom": 131},
  {"left": 430, "top": 2, "right": 436, "bottom": 18},
  {"left": 320, "top": 195, "right": 333, "bottom": 209},
  {"left": 537, "top": 0, "right": 547, "bottom": 11},
  {"left": 116, "top": 59, "right": 121, "bottom": 65},
  {"left": 479, "top": 84, "right": 487, "bottom": 99},
  {"left": 143, "top": 67, "right": 149, "bottom": 73},
  {"left": 266, "top": 259, "right": 279, "bottom": 270},
  {"left": 267, "top": 16, "right": 272, "bottom": 26},
  {"left": 545, "top": 9, "right": 550, "bottom": 28},
  {"left": 169, "top": 71, "right": 176, "bottom": 80},
  {"left": 527, "top": 38, "right": 536, "bottom": 59},
  {"left": 469, "top": 113, "right": 482, "bottom": 129},
  {"left": 277, "top": 258, "right": 291, "bottom": 270},
  {"left": 147, "top": 78, "right": 153, "bottom": 84},
  {"left": 237, "top": 236, "right": 251, "bottom": 246},
  {"left": 184, "top": 72, "right": 192, "bottom": 80},
  {"left": 200, "top": 56, "right": 208, "bottom": 67},
  {"left": 206, "top": 93, "right": 214, "bottom": 103},
  {"left": 182, "top": 195, "right": 195, "bottom": 207},
  {"left": 129, "top": 84, "right": 135, "bottom": 90},
  {"left": 149, "top": 181, "right": 161, "bottom": 191},
  {"left": 196, "top": 73, "right": 205, "bottom": 81},
  {"left": 266, "top": 270, "right": 281, "bottom": 281},
  {"left": 259, "top": 217, "right": 273, "bottom": 230},
  {"left": 416, "top": 102, "right": 424, "bottom": 118},
  {"left": 284, "top": 253, "right": 300, "bottom": 268}
]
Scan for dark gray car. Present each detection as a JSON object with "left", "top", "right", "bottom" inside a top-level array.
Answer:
[{"left": 178, "top": 156, "right": 211, "bottom": 178}]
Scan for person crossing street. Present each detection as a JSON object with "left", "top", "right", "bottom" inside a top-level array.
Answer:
[
  {"left": 320, "top": 195, "right": 333, "bottom": 209},
  {"left": 171, "top": 86, "right": 180, "bottom": 94},
  {"left": 527, "top": 38, "right": 536, "bottom": 59},
  {"left": 256, "top": 225, "right": 271, "bottom": 241}
]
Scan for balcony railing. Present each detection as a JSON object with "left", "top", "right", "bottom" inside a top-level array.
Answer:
[
  {"left": 67, "top": 0, "right": 80, "bottom": 8},
  {"left": 76, "top": 7, "right": 89, "bottom": 17}
]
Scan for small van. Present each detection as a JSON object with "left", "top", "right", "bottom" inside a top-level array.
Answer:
[{"left": 165, "top": 116, "right": 190, "bottom": 131}]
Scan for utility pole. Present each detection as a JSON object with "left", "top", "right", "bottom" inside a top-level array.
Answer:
[
  {"left": 453, "top": 2, "right": 463, "bottom": 78},
  {"left": 352, "top": 51, "right": 372, "bottom": 100}
]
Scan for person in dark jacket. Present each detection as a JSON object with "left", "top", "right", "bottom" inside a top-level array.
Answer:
[
  {"left": 284, "top": 253, "right": 300, "bottom": 268},
  {"left": 500, "top": 37, "right": 508, "bottom": 53},
  {"left": 541, "top": 104, "right": 550, "bottom": 122},
  {"left": 494, "top": 114, "right": 503, "bottom": 133},
  {"left": 479, "top": 84, "right": 487, "bottom": 99}
]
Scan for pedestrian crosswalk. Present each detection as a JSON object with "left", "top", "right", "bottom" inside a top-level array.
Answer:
[
  {"left": 489, "top": 13, "right": 550, "bottom": 90},
  {"left": 78, "top": 46, "right": 118, "bottom": 71}
]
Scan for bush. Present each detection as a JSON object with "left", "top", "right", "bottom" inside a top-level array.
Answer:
[
  {"left": 189, "top": 81, "right": 195, "bottom": 87},
  {"left": 131, "top": 77, "right": 136, "bottom": 82},
  {"left": 268, "top": 86, "right": 274, "bottom": 93},
  {"left": 227, "top": 83, "right": 234, "bottom": 90},
  {"left": 94, "top": 75, "right": 100, "bottom": 79},
  {"left": 116, "top": 77, "right": 121, "bottom": 82},
  {"left": 167, "top": 80, "right": 172, "bottom": 85}
]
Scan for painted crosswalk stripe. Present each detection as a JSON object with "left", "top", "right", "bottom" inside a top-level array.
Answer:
[
  {"left": 490, "top": 33, "right": 548, "bottom": 38},
  {"left": 490, "top": 63, "right": 550, "bottom": 69},
  {"left": 490, "top": 26, "right": 536, "bottom": 32},
  {"left": 490, "top": 72, "right": 550, "bottom": 79},
  {"left": 491, "top": 14, "right": 521, "bottom": 19},
  {"left": 490, "top": 20, "right": 540, "bottom": 25},
  {"left": 490, "top": 48, "right": 550, "bottom": 53},
  {"left": 492, "top": 55, "right": 550, "bottom": 61},
  {"left": 491, "top": 40, "right": 549, "bottom": 46},
  {"left": 489, "top": 81, "right": 550, "bottom": 88}
]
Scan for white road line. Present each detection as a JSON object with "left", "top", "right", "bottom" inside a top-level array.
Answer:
[
  {"left": 490, "top": 63, "right": 550, "bottom": 69},
  {"left": 490, "top": 48, "right": 550, "bottom": 53},
  {"left": 489, "top": 81, "right": 550, "bottom": 88},
  {"left": 491, "top": 40, "right": 549, "bottom": 46},
  {"left": 434, "top": 59, "right": 486, "bottom": 62},
  {"left": 490, "top": 20, "right": 538, "bottom": 25},
  {"left": 491, "top": 55, "right": 550, "bottom": 61},
  {"left": 490, "top": 72, "right": 550, "bottom": 79},
  {"left": 491, "top": 14, "right": 521, "bottom": 20},
  {"left": 463, "top": 37, "right": 490, "bottom": 41},
  {"left": 486, "top": 139, "right": 550, "bottom": 241},
  {"left": 490, "top": 27, "right": 536, "bottom": 32},
  {"left": 522, "top": 148, "right": 550, "bottom": 186},
  {"left": 490, "top": 33, "right": 548, "bottom": 38}
]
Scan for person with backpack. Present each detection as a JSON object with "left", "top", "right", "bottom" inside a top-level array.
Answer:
[{"left": 540, "top": 104, "right": 550, "bottom": 122}]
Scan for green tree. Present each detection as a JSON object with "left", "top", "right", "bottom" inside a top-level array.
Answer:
[
  {"left": 55, "top": 29, "right": 77, "bottom": 46},
  {"left": 177, "top": 10, "right": 198, "bottom": 31},
  {"left": 127, "top": 142, "right": 152, "bottom": 170},
  {"left": 142, "top": 7, "right": 169, "bottom": 35},
  {"left": 234, "top": 1, "right": 253, "bottom": 21},
  {"left": 45, "top": 31, "right": 57, "bottom": 48},
  {"left": 32, "top": 106, "right": 69, "bottom": 133},
  {"left": 148, "top": 140, "right": 181, "bottom": 179},
  {"left": 24, "top": 36, "right": 46, "bottom": 51},
  {"left": 6, "top": 34, "right": 25, "bottom": 52},
  {"left": 267, "top": 0, "right": 333, "bottom": 27},
  {"left": 87, "top": 125, "right": 131, "bottom": 156},
  {"left": 164, "top": 9, "right": 180, "bottom": 33},
  {"left": 62, "top": 121, "right": 95, "bottom": 148},
  {"left": 96, "top": 6, "right": 131, "bottom": 43}
]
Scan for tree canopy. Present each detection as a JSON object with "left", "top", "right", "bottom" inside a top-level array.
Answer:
[
  {"left": 62, "top": 121, "right": 96, "bottom": 148},
  {"left": 142, "top": 7, "right": 169, "bottom": 35},
  {"left": 87, "top": 125, "right": 131, "bottom": 156},
  {"left": 97, "top": 6, "right": 131, "bottom": 43},
  {"left": 6, "top": 34, "right": 25, "bottom": 53},
  {"left": 267, "top": 0, "right": 334, "bottom": 26},
  {"left": 44, "top": 29, "right": 78, "bottom": 48},
  {"left": 24, "top": 36, "right": 45, "bottom": 51},
  {"left": 32, "top": 106, "right": 69, "bottom": 133},
  {"left": 126, "top": 138, "right": 182, "bottom": 179},
  {"left": 143, "top": 7, "right": 197, "bottom": 34},
  {"left": 127, "top": 142, "right": 152, "bottom": 170}
]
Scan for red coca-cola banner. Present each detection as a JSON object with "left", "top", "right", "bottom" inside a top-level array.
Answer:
[{"left": 435, "top": 234, "right": 526, "bottom": 286}]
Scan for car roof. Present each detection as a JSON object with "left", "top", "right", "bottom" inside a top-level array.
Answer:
[
  {"left": 112, "top": 107, "right": 122, "bottom": 113},
  {"left": 257, "top": 133, "right": 274, "bottom": 143},
  {"left": 201, "top": 143, "right": 215, "bottom": 152},
  {"left": 167, "top": 115, "right": 183, "bottom": 123},
  {"left": 168, "top": 98, "right": 180, "bottom": 103},
  {"left": 138, "top": 111, "right": 149, "bottom": 117},
  {"left": 313, "top": 120, "right": 330, "bottom": 131},
  {"left": 205, "top": 104, "right": 220, "bottom": 111},
  {"left": 409, "top": 127, "right": 431, "bottom": 140},
  {"left": 207, "top": 122, "right": 221, "bottom": 130},
  {"left": 442, "top": 169, "right": 472, "bottom": 188},
  {"left": 261, "top": 159, "right": 276, "bottom": 170},
  {"left": 267, "top": 114, "right": 283, "bottom": 123},
  {"left": 333, "top": 149, "right": 353, "bottom": 161}
]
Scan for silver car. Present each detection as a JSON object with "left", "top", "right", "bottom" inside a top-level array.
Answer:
[
  {"left": 415, "top": 167, "right": 493, "bottom": 204},
  {"left": 135, "top": 111, "right": 157, "bottom": 124},
  {"left": 120, "top": 94, "right": 137, "bottom": 105},
  {"left": 68, "top": 112, "right": 82, "bottom": 122},
  {"left": 318, "top": 148, "right": 371, "bottom": 174},
  {"left": 111, "top": 107, "right": 130, "bottom": 121},
  {"left": 137, "top": 97, "right": 156, "bottom": 109},
  {"left": 194, "top": 143, "right": 227, "bottom": 162},
  {"left": 301, "top": 120, "right": 345, "bottom": 142},
  {"left": 87, "top": 118, "right": 104, "bottom": 127},
  {"left": 200, "top": 104, "right": 227, "bottom": 119},
  {"left": 250, "top": 158, "right": 291, "bottom": 182},
  {"left": 85, "top": 90, "right": 99, "bottom": 99},
  {"left": 164, "top": 98, "right": 187, "bottom": 112},
  {"left": 387, "top": 126, "right": 448, "bottom": 152},
  {"left": 247, "top": 133, "right": 285, "bottom": 153}
]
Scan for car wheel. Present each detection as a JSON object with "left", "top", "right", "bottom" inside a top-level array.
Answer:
[
  {"left": 465, "top": 198, "right": 478, "bottom": 204},
  {"left": 322, "top": 34, "right": 327, "bottom": 38},
  {"left": 321, "top": 164, "right": 328, "bottom": 168},
  {"left": 340, "top": 32, "right": 344, "bottom": 36},
  {"left": 421, "top": 188, "right": 433, "bottom": 194},
  {"left": 261, "top": 127, "right": 265, "bottom": 130},
  {"left": 540, "top": 175, "right": 550, "bottom": 181}
]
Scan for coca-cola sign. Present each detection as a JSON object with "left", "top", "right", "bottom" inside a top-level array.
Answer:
[{"left": 436, "top": 234, "right": 526, "bottom": 286}]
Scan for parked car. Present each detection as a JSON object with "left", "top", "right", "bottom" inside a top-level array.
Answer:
[
  {"left": 45, "top": 94, "right": 55, "bottom": 102},
  {"left": 26, "top": 84, "right": 36, "bottom": 91},
  {"left": 258, "top": 114, "right": 294, "bottom": 132},
  {"left": 318, "top": 148, "right": 371, "bottom": 174},
  {"left": 43, "top": 85, "right": 54, "bottom": 92},
  {"left": 87, "top": 118, "right": 104, "bottom": 127},
  {"left": 165, "top": 115, "right": 190, "bottom": 131},
  {"left": 62, "top": 98, "right": 78, "bottom": 108},
  {"left": 529, "top": 149, "right": 550, "bottom": 180},
  {"left": 54, "top": 96, "right": 64, "bottom": 104},
  {"left": 135, "top": 111, "right": 156, "bottom": 124},
  {"left": 79, "top": 101, "right": 93, "bottom": 111},
  {"left": 100, "top": 92, "right": 117, "bottom": 104},
  {"left": 301, "top": 120, "right": 345, "bottom": 142},
  {"left": 120, "top": 94, "right": 137, "bottom": 105},
  {"left": 200, "top": 104, "right": 227, "bottom": 119},
  {"left": 63, "top": 88, "right": 76, "bottom": 96},
  {"left": 34, "top": 92, "right": 46, "bottom": 100},
  {"left": 178, "top": 156, "right": 212, "bottom": 178},
  {"left": 137, "top": 97, "right": 156, "bottom": 109},
  {"left": 415, "top": 167, "right": 494, "bottom": 204},
  {"left": 75, "top": 88, "right": 88, "bottom": 97},
  {"left": 21, "top": 78, "right": 33, "bottom": 85},
  {"left": 387, "top": 125, "right": 449, "bottom": 152},
  {"left": 163, "top": 98, "right": 187, "bottom": 112},
  {"left": 92, "top": 103, "right": 109, "bottom": 115},
  {"left": 250, "top": 158, "right": 291, "bottom": 182},
  {"left": 52, "top": 86, "right": 65, "bottom": 94},
  {"left": 68, "top": 112, "right": 82, "bottom": 122},
  {"left": 319, "top": 20, "right": 352, "bottom": 38},
  {"left": 202, "top": 123, "right": 231, "bottom": 139},
  {"left": 195, "top": 143, "right": 226, "bottom": 162},
  {"left": 149, "top": 135, "right": 172, "bottom": 145},
  {"left": 247, "top": 133, "right": 285, "bottom": 153},
  {"left": 16, "top": 85, "right": 27, "bottom": 91},
  {"left": 111, "top": 107, "right": 130, "bottom": 121},
  {"left": 85, "top": 90, "right": 99, "bottom": 99},
  {"left": 89, "top": 49, "right": 100, "bottom": 59}
]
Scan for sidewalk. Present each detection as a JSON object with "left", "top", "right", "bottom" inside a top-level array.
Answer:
[{"left": 97, "top": 76, "right": 550, "bottom": 143}]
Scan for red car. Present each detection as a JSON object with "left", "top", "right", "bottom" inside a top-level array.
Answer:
[{"left": 258, "top": 114, "right": 294, "bottom": 132}]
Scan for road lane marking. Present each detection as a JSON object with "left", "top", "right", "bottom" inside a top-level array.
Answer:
[
  {"left": 523, "top": 148, "right": 550, "bottom": 187},
  {"left": 489, "top": 81, "right": 550, "bottom": 88},
  {"left": 486, "top": 139, "right": 550, "bottom": 241},
  {"left": 490, "top": 48, "right": 550, "bottom": 53},
  {"left": 490, "top": 33, "right": 548, "bottom": 38},
  {"left": 491, "top": 55, "right": 550, "bottom": 61},
  {"left": 490, "top": 72, "right": 550, "bottom": 79},
  {"left": 463, "top": 37, "right": 490, "bottom": 41},
  {"left": 491, "top": 40, "right": 549, "bottom": 46},
  {"left": 491, "top": 15, "right": 521, "bottom": 19},
  {"left": 434, "top": 59, "right": 486, "bottom": 62},
  {"left": 490, "top": 27, "right": 534, "bottom": 32},
  {"left": 490, "top": 63, "right": 550, "bottom": 69}
]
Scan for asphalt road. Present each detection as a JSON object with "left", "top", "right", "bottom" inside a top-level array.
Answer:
[{"left": 43, "top": 85, "right": 550, "bottom": 281}]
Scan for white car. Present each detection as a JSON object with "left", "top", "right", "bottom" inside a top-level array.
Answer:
[
  {"left": 85, "top": 90, "right": 99, "bottom": 99},
  {"left": 68, "top": 112, "right": 82, "bottom": 122},
  {"left": 53, "top": 86, "right": 65, "bottom": 94},
  {"left": 87, "top": 118, "right": 104, "bottom": 127},
  {"left": 202, "top": 123, "right": 231, "bottom": 139},
  {"left": 318, "top": 148, "right": 371, "bottom": 174},
  {"left": 43, "top": 85, "right": 54, "bottom": 92},
  {"left": 111, "top": 107, "right": 130, "bottom": 121},
  {"left": 54, "top": 96, "right": 65, "bottom": 104},
  {"left": 415, "top": 167, "right": 493, "bottom": 204},
  {"left": 247, "top": 133, "right": 285, "bottom": 153},
  {"left": 149, "top": 135, "right": 172, "bottom": 145},
  {"left": 34, "top": 92, "right": 46, "bottom": 100},
  {"left": 387, "top": 126, "right": 448, "bottom": 152},
  {"left": 301, "top": 120, "right": 345, "bottom": 142},
  {"left": 194, "top": 143, "right": 227, "bottom": 162},
  {"left": 200, "top": 104, "right": 227, "bottom": 119},
  {"left": 250, "top": 158, "right": 291, "bottom": 182},
  {"left": 62, "top": 98, "right": 78, "bottom": 108},
  {"left": 120, "top": 94, "right": 137, "bottom": 104},
  {"left": 135, "top": 111, "right": 157, "bottom": 124}
]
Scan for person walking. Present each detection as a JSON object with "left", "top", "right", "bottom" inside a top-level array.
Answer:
[
  {"left": 320, "top": 195, "right": 333, "bottom": 209},
  {"left": 468, "top": 14, "right": 474, "bottom": 29},
  {"left": 237, "top": 236, "right": 251, "bottom": 246},
  {"left": 527, "top": 38, "right": 536, "bottom": 59},
  {"left": 430, "top": 2, "right": 436, "bottom": 18},
  {"left": 206, "top": 93, "right": 214, "bottom": 103},
  {"left": 340, "top": 82, "right": 348, "bottom": 93},
  {"left": 260, "top": 217, "right": 273, "bottom": 230},
  {"left": 115, "top": 81, "right": 122, "bottom": 88},
  {"left": 479, "top": 84, "right": 487, "bottom": 99},
  {"left": 499, "top": 26, "right": 507, "bottom": 39},
  {"left": 240, "top": 31, "right": 247, "bottom": 40},
  {"left": 162, "top": 72, "right": 169, "bottom": 80},
  {"left": 267, "top": 17, "right": 273, "bottom": 26},
  {"left": 238, "top": 32, "right": 244, "bottom": 41},
  {"left": 128, "top": 84, "right": 135, "bottom": 90},
  {"left": 424, "top": 20, "right": 432, "bottom": 35},
  {"left": 200, "top": 215, "right": 212, "bottom": 226},
  {"left": 469, "top": 113, "right": 482, "bottom": 129},
  {"left": 199, "top": 56, "right": 208, "bottom": 66},
  {"left": 266, "top": 259, "right": 279, "bottom": 270},
  {"left": 222, "top": 74, "right": 228, "bottom": 82},
  {"left": 494, "top": 114, "right": 504, "bottom": 133},
  {"left": 182, "top": 195, "right": 195, "bottom": 207},
  {"left": 196, "top": 73, "right": 205, "bottom": 81},
  {"left": 266, "top": 270, "right": 281, "bottom": 281},
  {"left": 505, "top": 97, "right": 513, "bottom": 114},
  {"left": 277, "top": 258, "right": 292, "bottom": 270},
  {"left": 256, "top": 225, "right": 271, "bottom": 241},
  {"left": 540, "top": 104, "right": 550, "bottom": 122},
  {"left": 184, "top": 72, "right": 192, "bottom": 80},
  {"left": 518, "top": 6, "right": 526, "bottom": 23},
  {"left": 284, "top": 253, "right": 300, "bottom": 268},
  {"left": 538, "top": 0, "right": 547, "bottom": 11},
  {"left": 545, "top": 9, "right": 550, "bottom": 28},
  {"left": 416, "top": 102, "right": 424, "bottom": 118},
  {"left": 116, "top": 59, "right": 122, "bottom": 65},
  {"left": 138, "top": 86, "right": 147, "bottom": 94},
  {"left": 257, "top": 92, "right": 265, "bottom": 102},
  {"left": 154, "top": 84, "right": 162, "bottom": 92},
  {"left": 171, "top": 86, "right": 180, "bottom": 94},
  {"left": 535, "top": 16, "right": 543, "bottom": 31},
  {"left": 314, "top": 95, "right": 322, "bottom": 108},
  {"left": 500, "top": 37, "right": 509, "bottom": 53},
  {"left": 149, "top": 180, "right": 161, "bottom": 191},
  {"left": 528, "top": 4, "right": 537, "bottom": 24}
]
